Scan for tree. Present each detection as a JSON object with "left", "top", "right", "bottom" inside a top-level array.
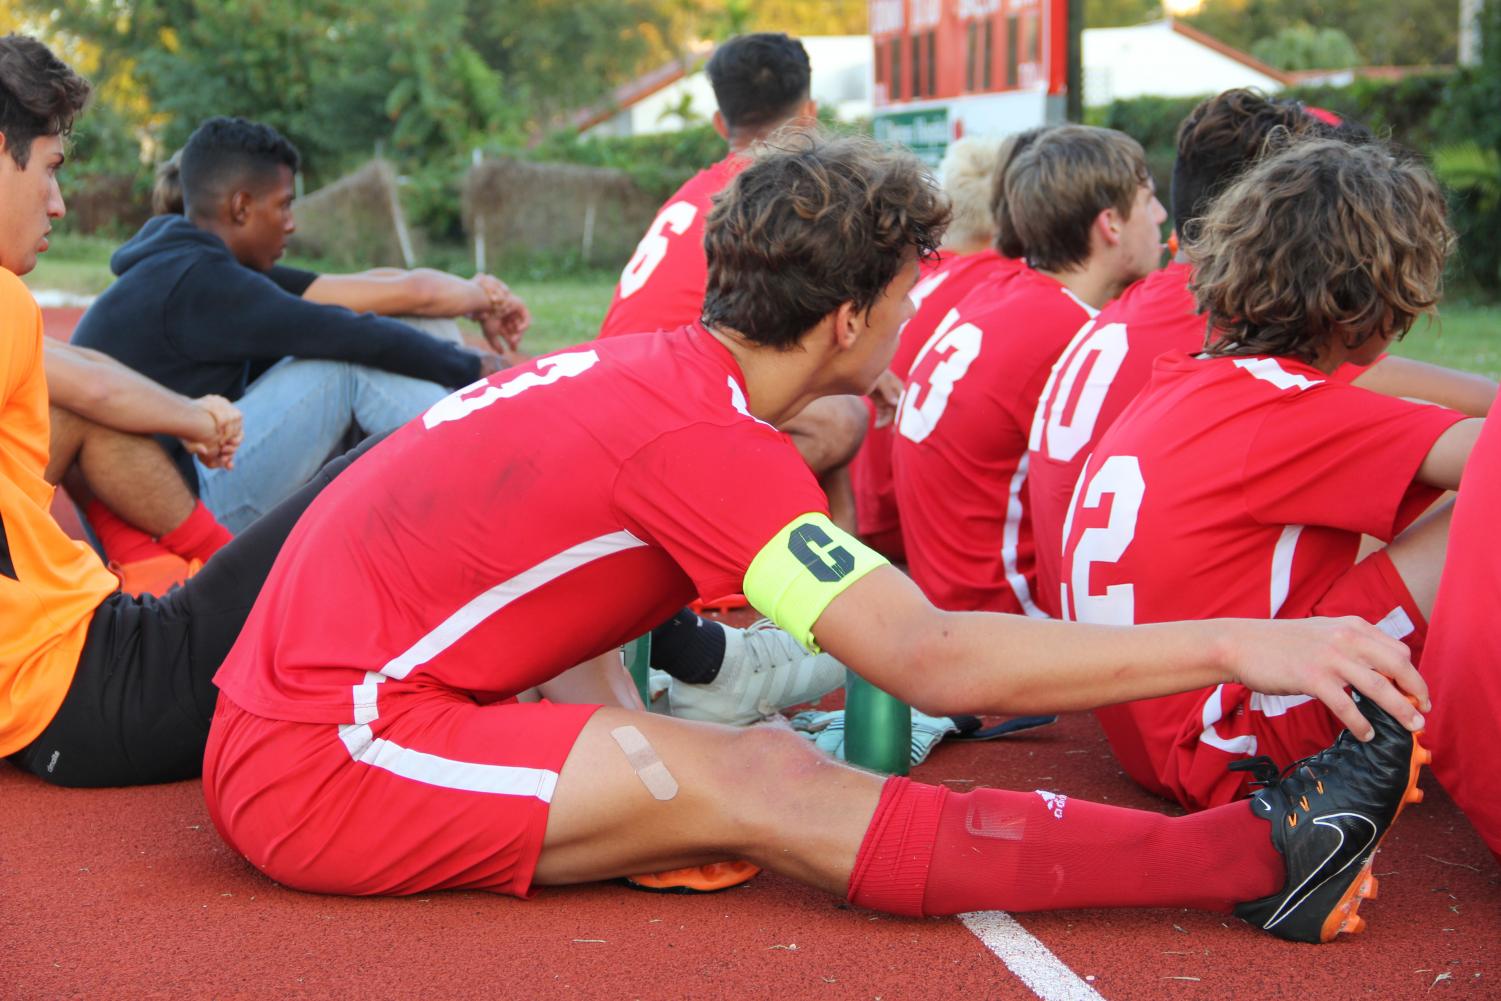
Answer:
[
  {"left": 1185, "top": 0, "right": 1461, "bottom": 67},
  {"left": 1250, "top": 22, "right": 1362, "bottom": 69},
  {"left": 1087, "top": 0, "right": 1166, "bottom": 27}
]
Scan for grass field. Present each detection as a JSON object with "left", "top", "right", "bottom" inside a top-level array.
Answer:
[{"left": 24, "top": 238, "right": 1499, "bottom": 374}]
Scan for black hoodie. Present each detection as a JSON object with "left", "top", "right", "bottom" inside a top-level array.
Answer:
[
  {"left": 72, "top": 215, "right": 482, "bottom": 488},
  {"left": 73, "top": 214, "right": 481, "bottom": 404}
]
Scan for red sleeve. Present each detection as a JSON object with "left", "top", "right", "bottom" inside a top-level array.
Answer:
[
  {"left": 612, "top": 421, "right": 829, "bottom": 601},
  {"left": 1242, "top": 383, "right": 1465, "bottom": 541}
]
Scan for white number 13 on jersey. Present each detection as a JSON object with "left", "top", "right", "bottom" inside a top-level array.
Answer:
[
  {"left": 897, "top": 308, "right": 982, "bottom": 443},
  {"left": 423, "top": 350, "right": 600, "bottom": 429}
]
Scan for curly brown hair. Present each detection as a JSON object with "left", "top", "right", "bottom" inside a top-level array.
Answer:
[
  {"left": 1191, "top": 138, "right": 1451, "bottom": 364},
  {"left": 0, "top": 35, "right": 90, "bottom": 168},
  {"left": 702, "top": 132, "right": 949, "bottom": 349},
  {"left": 1170, "top": 88, "right": 1365, "bottom": 241}
]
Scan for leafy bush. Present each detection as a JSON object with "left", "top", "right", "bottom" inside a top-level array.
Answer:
[
  {"left": 1434, "top": 144, "right": 1501, "bottom": 291},
  {"left": 525, "top": 125, "right": 725, "bottom": 201}
]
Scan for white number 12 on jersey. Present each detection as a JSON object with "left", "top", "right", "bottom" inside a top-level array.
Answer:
[{"left": 1065, "top": 454, "right": 1145, "bottom": 626}]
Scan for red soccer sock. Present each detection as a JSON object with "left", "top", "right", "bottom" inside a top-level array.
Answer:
[
  {"left": 846, "top": 777, "right": 1285, "bottom": 918},
  {"left": 83, "top": 499, "right": 171, "bottom": 564},
  {"left": 158, "top": 500, "right": 233, "bottom": 562}
]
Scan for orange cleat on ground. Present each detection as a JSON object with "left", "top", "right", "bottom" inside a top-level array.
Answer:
[{"left": 623, "top": 860, "right": 760, "bottom": 894}]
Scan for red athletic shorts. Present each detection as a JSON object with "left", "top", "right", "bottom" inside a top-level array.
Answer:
[
  {"left": 1118, "top": 549, "right": 1428, "bottom": 811},
  {"left": 203, "top": 688, "right": 601, "bottom": 897}
]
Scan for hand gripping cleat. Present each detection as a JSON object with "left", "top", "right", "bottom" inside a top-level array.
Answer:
[{"left": 1233, "top": 692, "right": 1428, "bottom": 944}]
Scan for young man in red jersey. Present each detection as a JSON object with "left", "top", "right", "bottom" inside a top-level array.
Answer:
[
  {"left": 850, "top": 133, "right": 1034, "bottom": 562},
  {"left": 598, "top": 32, "right": 869, "bottom": 532},
  {"left": 204, "top": 134, "right": 1432, "bottom": 945},
  {"left": 1058, "top": 138, "right": 1482, "bottom": 813},
  {"left": 893, "top": 125, "right": 1165, "bottom": 616},
  {"left": 1028, "top": 91, "right": 1495, "bottom": 619}
]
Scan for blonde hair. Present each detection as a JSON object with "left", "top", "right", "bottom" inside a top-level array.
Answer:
[{"left": 938, "top": 137, "right": 1002, "bottom": 250}]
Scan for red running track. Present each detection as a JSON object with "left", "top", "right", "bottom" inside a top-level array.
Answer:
[
  {"left": 2, "top": 705, "right": 1495, "bottom": 1000},
  {"left": 9, "top": 313, "right": 1499, "bottom": 998}
]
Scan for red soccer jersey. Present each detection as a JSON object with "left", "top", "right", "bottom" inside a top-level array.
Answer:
[
  {"left": 1028, "top": 262, "right": 1382, "bottom": 618},
  {"left": 892, "top": 265, "right": 1096, "bottom": 615},
  {"left": 852, "top": 249, "right": 1024, "bottom": 559},
  {"left": 214, "top": 324, "right": 828, "bottom": 724},
  {"left": 1027, "top": 262, "right": 1201, "bottom": 617},
  {"left": 597, "top": 155, "right": 747, "bottom": 340},
  {"left": 1058, "top": 351, "right": 1464, "bottom": 793}
]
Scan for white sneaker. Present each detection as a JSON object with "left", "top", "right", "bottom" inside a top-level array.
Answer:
[{"left": 669, "top": 618, "right": 846, "bottom": 725}]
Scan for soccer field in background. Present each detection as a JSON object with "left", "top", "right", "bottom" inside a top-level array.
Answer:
[{"left": 24, "top": 241, "right": 1498, "bottom": 376}]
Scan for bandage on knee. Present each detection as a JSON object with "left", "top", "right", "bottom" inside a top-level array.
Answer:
[{"left": 610, "top": 725, "right": 678, "bottom": 800}]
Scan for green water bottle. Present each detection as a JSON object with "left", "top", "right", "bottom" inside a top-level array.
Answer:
[
  {"left": 623, "top": 634, "right": 652, "bottom": 707},
  {"left": 843, "top": 669, "right": 911, "bottom": 775}
]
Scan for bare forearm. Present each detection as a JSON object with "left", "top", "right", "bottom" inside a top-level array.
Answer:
[
  {"left": 890, "top": 614, "right": 1231, "bottom": 717},
  {"left": 45, "top": 345, "right": 213, "bottom": 440},
  {"left": 303, "top": 269, "right": 489, "bottom": 317},
  {"left": 1355, "top": 356, "right": 1497, "bottom": 416},
  {"left": 813, "top": 566, "right": 1425, "bottom": 739}
]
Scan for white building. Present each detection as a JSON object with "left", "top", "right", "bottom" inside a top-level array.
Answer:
[
  {"left": 580, "top": 36, "right": 874, "bottom": 139},
  {"left": 1083, "top": 20, "right": 1289, "bottom": 107},
  {"left": 579, "top": 21, "right": 1289, "bottom": 140}
]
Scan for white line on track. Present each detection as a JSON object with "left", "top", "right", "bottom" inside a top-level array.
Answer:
[{"left": 960, "top": 911, "right": 1106, "bottom": 1001}]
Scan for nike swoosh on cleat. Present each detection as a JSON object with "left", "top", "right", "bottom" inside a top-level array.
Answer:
[{"left": 1264, "top": 812, "right": 1379, "bottom": 931}]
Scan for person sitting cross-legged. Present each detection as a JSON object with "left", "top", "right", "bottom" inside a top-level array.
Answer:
[
  {"left": 151, "top": 149, "right": 531, "bottom": 361},
  {"left": 72, "top": 116, "right": 507, "bottom": 532},
  {"left": 205, "top": 133, "right": 1431, "bottom": 944}
]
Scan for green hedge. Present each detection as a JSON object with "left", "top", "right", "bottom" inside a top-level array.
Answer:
[{"left": 1087, "top": 71, "right": 1501, "bottom": 294}]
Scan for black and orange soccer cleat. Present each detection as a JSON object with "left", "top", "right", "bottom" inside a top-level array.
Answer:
[
  {"left": 623, "top": 860, "right": 760, "bottom": 895},
  {"left": 1233, "top": 692, "right": 1430, "bottom": 944}
]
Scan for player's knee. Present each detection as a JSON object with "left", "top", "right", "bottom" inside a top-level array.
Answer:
[{"left": 710, "top": 724, "right": 835, "bottom": 820}]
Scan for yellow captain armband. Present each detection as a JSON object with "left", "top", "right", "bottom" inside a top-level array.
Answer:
[{"left": 743, "top": 512, "right": 890, "bottom": 654}]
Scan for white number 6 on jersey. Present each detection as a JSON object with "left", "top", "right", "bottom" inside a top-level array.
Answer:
[{"left": 618, "top": 201, "right": 698, "bottom": 298}]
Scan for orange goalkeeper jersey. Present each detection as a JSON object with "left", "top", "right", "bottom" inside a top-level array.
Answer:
[{"left": 0, "top": 268, "right": 117, "bottom": 756}]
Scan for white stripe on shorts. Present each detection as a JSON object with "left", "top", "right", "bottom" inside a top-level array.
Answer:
[{"left": 339, "top": 722, "right": 558, "bottom": 802}]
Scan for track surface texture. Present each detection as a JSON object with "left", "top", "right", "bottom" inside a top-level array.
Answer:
[
  {"left": 3, "top": 706, "right": 1495, "bottom": 1000},
  {"left": 7, "top": 313, "right": 1498, "bottom": 998}
]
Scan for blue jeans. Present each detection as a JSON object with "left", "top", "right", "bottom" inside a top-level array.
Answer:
[{"left": 196, "top": 357, "right": 448, "bottom": 532}]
